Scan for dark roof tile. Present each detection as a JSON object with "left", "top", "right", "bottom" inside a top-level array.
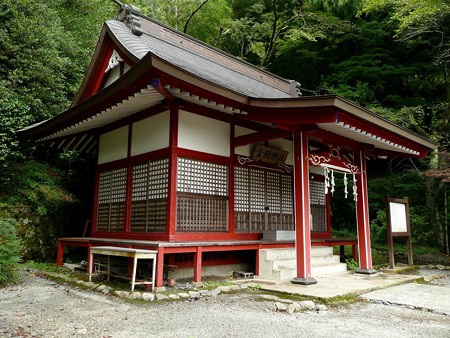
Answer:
[{"left": 106, "top": 17, "right": 295, "bottom": 99}]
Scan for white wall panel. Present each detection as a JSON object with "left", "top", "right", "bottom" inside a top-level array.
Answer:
[
  {"left": 178, "top": 110, "right": 230, "bottom": 157},
  {"left": 131, "top": 111, "right": 170, "bottom": 156},
  {"left": 234, "top": 125, "right": 255, "bottom": 156},
  {"left": 98, "top": 126, "right": 128, "bottom": 164}
]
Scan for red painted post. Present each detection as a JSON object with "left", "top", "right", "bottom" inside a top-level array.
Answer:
[
  {"left": 255, "top": 244, "right": 261, "bottom": 276},
  {"left": 167, "top": 106, "right": 179, "bottom": 241},
  {"left": 193, "top": 246, "right": 203, "bottom": 282},
  {"left": 354, "top": 150, "right": 377, "bottom": 274},
  {"left": 352, "top": 245, "right": 357, "bottom": 261},
  {"left": 57, "top": 241, "right": 64, "bottom": 267},
  {"left": 228, "top": 124, "right": 235, "bottom": 236},
  {"left": 156, "top": 247, "right": 165, "bottom": 287},
  {"left": 291, "top": 132, "right": 317, "bottom": 285}
]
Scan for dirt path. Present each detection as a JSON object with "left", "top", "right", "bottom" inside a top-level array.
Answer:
[{"left": 1, "top": 271, "right": 449, "bottom": 338}]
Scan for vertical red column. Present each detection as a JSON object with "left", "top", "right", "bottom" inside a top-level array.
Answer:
[
  {"left": 57, "top": 241, "right": 64, "bottom": 267},
  {"left": 354, "top": 150, "right": 377, "bottom": 274},
  {"left": 167, "top": 105, "right": 179, "bottom": 241},
  {"left": 124, "top": 125, "right": 133, "bottom": 233},
  {"left": 229, "top": 123, "right": 235, "bottom": 236},
  {"left": 291, "top": 132, "right": 317, "bottom": 285},
  {"left": 156, "top": 247, "right": 165, "bottom": 287},
  {"left": 193, "top": 246, "right": 203, "bottom": 283}
]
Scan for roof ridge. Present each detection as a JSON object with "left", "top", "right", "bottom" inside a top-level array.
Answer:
[{"left": 112, "top": 5, "right": 300, "bottom": 97}]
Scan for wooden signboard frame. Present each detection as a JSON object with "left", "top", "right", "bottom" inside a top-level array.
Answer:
[
  {"left": 252, "top": 144, "right": 288, "bottom": 165},
  {"left": 386, "top": 194, "right": 413, "bottom": 269}
]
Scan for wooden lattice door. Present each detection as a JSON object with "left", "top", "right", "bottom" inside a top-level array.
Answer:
[
  {"left": 176, "top": 158, "right": 229, "bottom": 232},
  {"left": 130, "top": 159, "right": 169, "bottom": 232},
  {"left": 235, "top": 166, "right": 293, "bottom": 232},
  {"left": 96, "top": 167, "right": 127, "bottom": 232},
  {"left": 310, "top": 175, "right": 330, "bottom": 234}
]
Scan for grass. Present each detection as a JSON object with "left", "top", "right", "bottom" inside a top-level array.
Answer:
[
  {"left": 25, "top": 261, "right": 79, "bottom": 277},
  {"left": 202, "top": 280, "right": 234, "bottom": 290},
  {"left": 334, "top": 243, "right": 449, "bottom": 268}
]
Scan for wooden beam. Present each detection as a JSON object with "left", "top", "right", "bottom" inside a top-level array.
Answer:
[
  {"left": 245, "top": 107, "right": 337, "bottom": 124},
  {"left": 233, "top": 128, "right": 291, "bottom": 147},
  {"left": 311, "top": 128, "right": 361, "bottom": 150}
]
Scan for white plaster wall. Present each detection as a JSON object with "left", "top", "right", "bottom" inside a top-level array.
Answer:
[
  {"left": 310, "top": 165, "right": 324, "bottom": 175},
  {"left": 131, "top": 111, "right": 170, "bottom": 156},
  {"left": 178, "top": 110, "right": 230, "bottom": 157},
  {"left": 269, "top": 138, "right": 293, "bottom": 165},
  {"left": 98, "top": 126, "right": 128, "bottom": 164},
  {"left": 234, "top": 125, "right": 255, "bottom": 157},
  {"left": 167, "top": 264, "right": 254, "bottom": 279}
]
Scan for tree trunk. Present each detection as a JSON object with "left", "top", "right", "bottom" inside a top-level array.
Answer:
[{"left": 425, "top": 174, "right": 445, "bottom": 251}]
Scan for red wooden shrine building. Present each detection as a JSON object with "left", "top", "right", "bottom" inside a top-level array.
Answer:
[{"left": 19, "top": 4, "right": 435, "bottom": 286}]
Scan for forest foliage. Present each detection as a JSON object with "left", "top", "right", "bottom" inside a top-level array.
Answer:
[{"left": 0, "top": 0, "right": 449, "bottom": 272}]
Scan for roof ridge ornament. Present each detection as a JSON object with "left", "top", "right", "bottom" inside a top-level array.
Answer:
[
  {"left": 105, "top": 49, "right": 124, "bottom": 73},
  {"left": 113, "top": 1, "right": 144, "bottom": 36}
]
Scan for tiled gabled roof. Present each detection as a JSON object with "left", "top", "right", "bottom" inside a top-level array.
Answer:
[{"left": 106, "top": 13, "right": 300, "bottom": 99}]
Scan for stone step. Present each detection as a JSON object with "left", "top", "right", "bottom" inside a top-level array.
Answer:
[
  {"left": 312, "top": 262, "right": 348, "bottom": 277},
  {"left": 312, "top": 254, "right": 341, "bottom": 266},
  {"left": 260, "top": 246, "right": 333, "bottom": 261},
  {"left": 258, "top": 246, "right": 349, "bottom": 281},
  {"left": 271, "top": 254, "right": 340, "bottom": 270},
  {"left": 262, "top": 262, "right": 348, "bottom": 281}
]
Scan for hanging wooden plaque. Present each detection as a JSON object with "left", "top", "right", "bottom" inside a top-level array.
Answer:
[{"left": 252, "top": 144, "right": 288, "bottom": 165}]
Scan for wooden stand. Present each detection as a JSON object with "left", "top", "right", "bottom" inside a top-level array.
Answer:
[
  {"left": 89, "top": 246, "right": 157, "bottom": 292},
  {"left": 386, "top": 195, "right": 413, "bottom": 269}
]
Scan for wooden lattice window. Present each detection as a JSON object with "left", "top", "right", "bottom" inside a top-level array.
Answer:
[
  {"left": 235, "top": 166, "right": 293, "bottom": 232},
  {"left": 97, "top": 167, "right": 127, "bottom": 232},
  {"left": 177, "top": 158, "right": 228, "bottom": 196},
  {"left": 280, "top": 174, "right": 294, "bottom": 229},
  {"left": 310, "top": 178, "right": 328, "bottom": 232},
  {"left": 176, "top": 158, "right": 228, "bottom": 232},
  {"left": 130, "top": 159, "right": 169, "bottom": 232}
]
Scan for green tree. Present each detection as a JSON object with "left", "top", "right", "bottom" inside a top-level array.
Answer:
[
  {"left": 0, "top": 0, "right": 110, "bottom": 260},
  {"left": 361, "top": 0, "right": 450, "bottom": 251},
  {"left": 0, "top": 219, "right": 22, "bottom": 285},
  {"left": 0, "top": 0, "right": 114, "bottom": 174},
  {"left": 139, "top": 0, "right": 232, "bottom": 46}
]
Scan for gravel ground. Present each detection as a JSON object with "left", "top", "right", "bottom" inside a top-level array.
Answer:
[{"left": 1, "top": 270, "right": 449, "bottom": 338}]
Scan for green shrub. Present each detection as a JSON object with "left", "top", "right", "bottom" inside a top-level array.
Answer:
[
  {"left": 0, "top": 160, "right": 89, "bottom": 261},
  {"left": 0, "top": 218, "right": 22, "bottom": 284}
]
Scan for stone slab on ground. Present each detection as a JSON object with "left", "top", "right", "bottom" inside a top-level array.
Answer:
[
  {"left": 249, "top": 272, "right": 420, "bottom": 298},
  {"left": 361, "top": 283, "right": 450, "bottom": 315}
]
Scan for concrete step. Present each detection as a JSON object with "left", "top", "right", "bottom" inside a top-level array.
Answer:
[
  {"left": 260, "top": 246, "right": 333, "bottom": 261},
  {"left": 270, "top": 267, "right": 297, "bottom": 281},
  {"left": 258, "top": 246, "right": 348, "bottom": 281},
  {"left": 270, "top": 254, "right": 340, "bottom": 270},
  {"left": 312, "top": 254, "right": 341, "bottom": 266},
  {"left": 261, "top": 262, "right": 348, "bottom": 281},
  {"left": 311, "top": 246, "right": 334, "bottom": 257},
  {"left": 312, "top": 262, "right": 348, "bottom": 277},
  {"left": 260, "top": 248, "right": 296, "bottom": 261}
]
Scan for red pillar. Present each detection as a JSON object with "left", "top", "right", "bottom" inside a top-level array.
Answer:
[
  {"left": 291, "top": 132, "right": 317, "bottom": 285},
  {"left": 354, "top": 150, "right": 377, "bottom": 274},
  {"left": 156, "top": 247, "right": 165, "bottom": 287},
  {"left": 193, "top": 246, "right": 203, "bottom": 283},
  {"left": 167, "top": 105, "right": 179, "bottom": 241},
  {"left": 57, "top": 241, "right": 64, "bottom": 267},
  {"left": 228, "top": 124, "right": 235, "bottom": 236}
]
